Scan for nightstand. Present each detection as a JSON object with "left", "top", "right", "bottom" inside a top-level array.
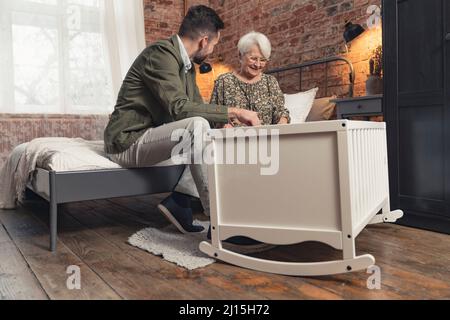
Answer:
[{"left": 331, "top": 94, "right": 383, "bottom": 120}]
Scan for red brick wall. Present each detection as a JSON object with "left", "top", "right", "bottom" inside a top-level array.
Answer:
[
  {"left": 199, "top": 0, "right": 382, "bottom": 100},
  {"left": 143, "top": 0, "right": 184, "bottom": 44},
  {"left": 0, "top": 114, "right": 109, "bottom": 168},
  {"left": 144, "top": 0, "right": 210, "bottom": 45}
]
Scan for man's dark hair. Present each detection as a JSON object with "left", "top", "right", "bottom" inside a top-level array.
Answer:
[{"left": 179, "top": 5, "right": 224, "bottom": 39}]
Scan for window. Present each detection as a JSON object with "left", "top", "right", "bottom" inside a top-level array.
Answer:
[{"left": 0, "top": 0, "right": 115, "bottom": 114}]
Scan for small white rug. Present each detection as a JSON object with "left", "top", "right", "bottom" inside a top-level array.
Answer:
[
  {"left": 128, "top": 220, "right": 213, "bottom": 270},
  {"left": 128, "top": 220, "right": 275, "bottom": 270}
]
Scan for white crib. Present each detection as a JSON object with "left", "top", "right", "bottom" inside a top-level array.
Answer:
[{"left": 199, "top": 120, "right": 403, "bottom": 276}]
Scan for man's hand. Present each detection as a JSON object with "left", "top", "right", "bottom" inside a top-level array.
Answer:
[{"left": 228, "top": 107, "right": 261, "bottom": 126}]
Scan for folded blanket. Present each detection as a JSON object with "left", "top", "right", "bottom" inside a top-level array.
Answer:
[
  {"left": 0, "top": 137, "right": 121, "bottom": 209},
  {"left": 0, "top": 143, "right": 27, "bottom": 209}
]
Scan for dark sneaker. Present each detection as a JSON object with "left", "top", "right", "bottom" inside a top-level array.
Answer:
[
  {"left": 190, "top": 197, "right": 204, "bottom": 215},
  {"left": 157, "top": 194, "right": 204, "bottom": 233}
]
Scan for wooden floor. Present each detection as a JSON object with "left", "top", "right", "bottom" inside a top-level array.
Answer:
[{"left": 0, "top": 192, "right": 449, "bottom": 300}]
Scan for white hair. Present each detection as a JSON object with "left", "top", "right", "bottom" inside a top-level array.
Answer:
[{"left": 237, "top": 31, "right": 272, "bottom": 60}]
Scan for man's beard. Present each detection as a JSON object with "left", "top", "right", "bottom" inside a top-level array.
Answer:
[{"left": 193, "top": 52, "right": 207, "bottom": 65}]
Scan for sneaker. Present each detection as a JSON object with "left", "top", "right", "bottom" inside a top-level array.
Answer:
[
  {"left": 190, "top": 197, "right": 204, "bottom": 215},
  {"left": 157, "top": 194, "right": 204, "bottom": 233}
]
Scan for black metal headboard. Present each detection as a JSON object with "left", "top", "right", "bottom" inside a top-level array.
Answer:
[{"left": 266, "top": 56, "right": 355, "bottom": 98}]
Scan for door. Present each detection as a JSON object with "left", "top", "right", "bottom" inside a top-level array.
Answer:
[{"left": 383, "top": 0, "right": 450, "bottom": 233}]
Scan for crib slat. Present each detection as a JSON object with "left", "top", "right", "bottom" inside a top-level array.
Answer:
[
  {"left": 378, "top": 131, "right": 382, "bottom": 201},
  {"left": 362, "top": 129, "right": 368, "bottom": 220},
  {"left": 359, "top": 129, "right": 364, "bottom": 221},
  {"left": 369, "top": 129, "right": 375, "bottom": 208},
  {"left": 349, "top": 131, "right": 356, "bottom": 222}
]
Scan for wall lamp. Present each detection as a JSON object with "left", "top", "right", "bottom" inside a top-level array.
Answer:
[{"left": 343, "top": 21, "right": 365, "bottom": 44}]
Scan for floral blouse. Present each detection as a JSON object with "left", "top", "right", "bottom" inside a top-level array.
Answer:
[{"left": 210, "top": 72, "right": 290, "bottom": 126}]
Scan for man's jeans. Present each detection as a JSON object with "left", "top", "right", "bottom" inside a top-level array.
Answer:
[{"left": 107, "top": 117, "right": 211, "bottom": 216}]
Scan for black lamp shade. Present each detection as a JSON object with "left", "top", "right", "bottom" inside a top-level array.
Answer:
[
  {"left": 343, "top": 22, "right": 365, "bottom": 43},
  {"left": 199, "top": 62, "right": 212, "bottom": 74}
]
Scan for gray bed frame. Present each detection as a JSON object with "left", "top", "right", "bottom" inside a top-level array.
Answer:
[
  {"left": 27, "top": 166, "right": 185, "bottom": 251},
  {"left": 27, "top": 55, "right": 355, "bottom": 252}
]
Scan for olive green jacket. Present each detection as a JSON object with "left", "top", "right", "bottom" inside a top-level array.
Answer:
[{"left": 104, "top": 35, "right": 228, "bottom": 154}]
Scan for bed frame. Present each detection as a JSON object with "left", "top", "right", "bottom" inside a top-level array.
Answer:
[
  {"left": 27, "top": 166, "right": 185, "bottom": 251},
  {"left": 266, "top": 55, "right": 356, "bottom": 97}
]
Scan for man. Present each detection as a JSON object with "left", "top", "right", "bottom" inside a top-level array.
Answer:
[{"left": 104, "top": 5, "right": 260, "bottom": 234}]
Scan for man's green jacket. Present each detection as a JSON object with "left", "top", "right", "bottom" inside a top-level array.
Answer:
[{"left": 104, "top": 35, "right": 228, "bottom": 154}]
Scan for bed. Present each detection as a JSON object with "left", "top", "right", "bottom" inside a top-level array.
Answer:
[{"left": 3, "top": 138, "right": 185, "bottom": 252}]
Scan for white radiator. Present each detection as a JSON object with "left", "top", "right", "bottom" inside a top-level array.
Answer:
[{"left": 200, "top": 120, "right": 403, "bottom": 276}]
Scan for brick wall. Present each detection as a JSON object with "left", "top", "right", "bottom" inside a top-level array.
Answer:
[
  {"left": 143, "top": 0, "right": 185, "bottom": 44},
  {"left": 199, "top": 0, "right": 382, "bottom": 100},
  {"left": 144, "top": 0, "right": 210, "bottom": 45},
  {"left": 0, "top": 114, "right": 109, "bottom": 168}
]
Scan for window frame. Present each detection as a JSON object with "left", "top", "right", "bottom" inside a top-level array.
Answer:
[{"left": 0, "top": 0, "right": 113, "bottom": 114}]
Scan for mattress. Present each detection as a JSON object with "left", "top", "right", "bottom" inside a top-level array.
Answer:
[
  {"left": 33, "top": 138, "right": 122, "bottom": 171},
  {"left": 25, "top": 137, "right": 177, "bottom": 197},
  {"left": 16, "top": 138, "right": 176, "bottom": 172}
]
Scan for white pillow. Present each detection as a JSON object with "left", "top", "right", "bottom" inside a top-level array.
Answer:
[{"left": 284, "top": 87, "right": 319, "bottom": 123}]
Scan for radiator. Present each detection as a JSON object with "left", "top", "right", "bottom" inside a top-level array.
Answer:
[{"left": 200, "top": 120, "right": 403, "bottom": 276}]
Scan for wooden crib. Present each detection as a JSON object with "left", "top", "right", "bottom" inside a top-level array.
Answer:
[{"left": 200, "top": 120, "right": 403, "bottom": 276}]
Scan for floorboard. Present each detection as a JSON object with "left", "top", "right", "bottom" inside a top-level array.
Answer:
[
  {"left": 0, "top": 207, "right": 122, "bottom": 300},
  {"left": 0, "top": 222, "right": 48, "bottom": 300}
]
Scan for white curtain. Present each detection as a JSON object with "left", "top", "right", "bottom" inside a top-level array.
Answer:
[
  {"left": 104, "top": 0, "right": 146, "bottom": 96},
  {"left": 0, "top": 0, "right": 146, "bottom": 114}
]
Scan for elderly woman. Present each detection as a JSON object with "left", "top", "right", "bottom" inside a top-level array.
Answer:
[{"left": 210, "top": 31, "right": 290, "bottom": 126}]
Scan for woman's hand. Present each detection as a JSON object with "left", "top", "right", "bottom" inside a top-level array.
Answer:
[
  {"left": 228, "top": 107, "right": 261, "bottom": 126},
  {"left": 277, "top": 117, "right": 289, "bottom": 125}
]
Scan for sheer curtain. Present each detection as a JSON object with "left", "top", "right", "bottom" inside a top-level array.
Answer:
[
  {"left": 0, "top": 0, "right": 146, "bottom": 114},
  {"left": 103, "top": 0, "right": 146, "bottom": 98}
]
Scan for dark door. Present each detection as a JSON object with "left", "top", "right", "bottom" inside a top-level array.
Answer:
[{"left": 383, "top": 0, "right": 450, "bottom": 234}]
